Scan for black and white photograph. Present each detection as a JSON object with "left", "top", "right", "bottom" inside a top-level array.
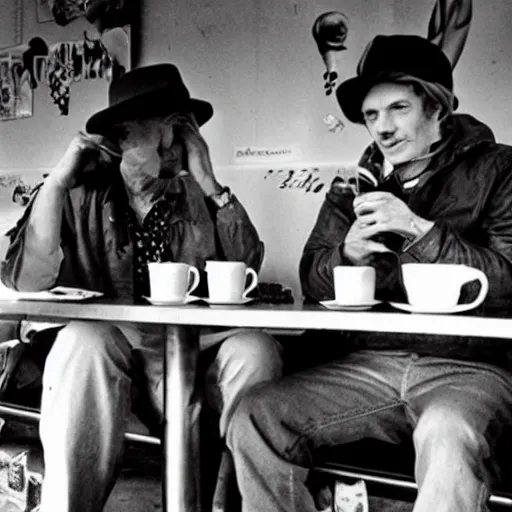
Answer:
[{"left": 0, "top": 0, "right": 512, "bottom": 511}]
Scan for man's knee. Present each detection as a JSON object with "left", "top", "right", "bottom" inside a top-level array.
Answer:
[
  {"left": 219, "top": 330, "right": 283, "bottom": 381},
  {"left": 227, "top": 382, "right": 282, "bottom": 449},
  {"left": 414, "top": 405, "right": 483, "bottom": 455},
  {"left": 46, "top": 321, "right": 132, "bottom": 376}
]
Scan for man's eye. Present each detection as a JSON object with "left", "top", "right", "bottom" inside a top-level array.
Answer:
[{"left": 364, "top": 112, "right": 377, "bottom": 123}]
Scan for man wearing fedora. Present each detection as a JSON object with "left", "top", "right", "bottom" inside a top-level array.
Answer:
[
  {"left": 228, "top": 35, "right": 512, "bottom": 511},
  {"left": 1, "top": 63, "right": 282, "bottom": 511}
]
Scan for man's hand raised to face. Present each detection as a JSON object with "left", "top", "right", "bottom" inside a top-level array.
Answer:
[
  {"left": 168, "top": 112, "right": 222, "bottom": 197},
  {"left": 48, "top": 132, "right": 116, "bottom": 191}
]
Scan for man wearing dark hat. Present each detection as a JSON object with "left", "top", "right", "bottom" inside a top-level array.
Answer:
[
  {"left": 1, "top": 63, "right": 282, "bottom": 511},
  {"left": 228, "top": 35, "right": 512, "bottom": 511}
]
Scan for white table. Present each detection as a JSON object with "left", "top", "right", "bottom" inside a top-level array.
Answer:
[{"left": 0, "top": 298, "right": 511, "bottom": 512}]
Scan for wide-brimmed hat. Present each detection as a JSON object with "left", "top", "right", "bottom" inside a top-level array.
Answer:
[
  {"left": 86, "top": 63, "right": 214, "bottom": 134},
  {"left": 336, "top": 34, "right": 457, "bottom": 124}
]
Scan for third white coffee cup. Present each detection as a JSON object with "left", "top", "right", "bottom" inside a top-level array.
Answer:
[
  {"left": 333, "top": 266, "right": 376, "bottom": 305},
  {"left": 205, "top": 261, "right": 258, "bottom": 303}
]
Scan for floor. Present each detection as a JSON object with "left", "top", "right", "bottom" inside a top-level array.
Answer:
[
  {"left": 0, "top": 418, "right": 415, "bottom": 511},
  {"left": 0, "top": 418, "right": 164, "bottom": 512},
  {"left": 105, "top": 443, "right": 162, "bottom": 512}
]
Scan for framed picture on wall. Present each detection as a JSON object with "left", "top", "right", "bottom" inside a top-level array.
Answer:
[
  {"left": 0, "top": 0, "right": 137, "bottom": 123},
  {"left": 36, "top": 0, "right": 54, "bottom": 23}
]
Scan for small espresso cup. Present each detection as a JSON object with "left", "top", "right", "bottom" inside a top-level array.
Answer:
[
  {"left": 333, "top": 266, "right": 376, "bottom": 305},
  {"left": 205, "top": 261, "right": 258, "bottom": 303},
  {"left": 401, "top": 263, "right": 489, "bottom": 309},
  {"left": 147, "top": 262, "right": 200, "bottom": 302}
]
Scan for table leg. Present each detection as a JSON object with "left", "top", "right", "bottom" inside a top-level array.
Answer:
[{"left": 163, "top": 325, "right": 202, "bottom": 512}]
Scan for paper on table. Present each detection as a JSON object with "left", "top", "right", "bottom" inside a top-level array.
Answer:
[{"left": 0, "top": 286, "right": 104, "bottom": 302}]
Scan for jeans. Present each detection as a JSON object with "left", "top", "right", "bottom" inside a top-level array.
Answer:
[
  {"left": 228, "top": 350, "right": 512, "bottom": 512},
  {"left": 37, "top": 320, "right": 282, "bottom": 512}
]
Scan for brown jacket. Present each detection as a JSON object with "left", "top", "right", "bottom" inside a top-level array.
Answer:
[{"left": 1, "top": 171, "right": 264, "bottom": 298}]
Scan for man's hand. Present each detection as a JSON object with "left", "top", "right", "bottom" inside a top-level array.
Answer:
[
  {"left": 353, "top": 191, "right": 434, "bottom": 239},
  {"left": 48, "top": 133, "right": 109, "bottom": 191},
  {"left": 343, "top": 217, "right": 392, "bottom": 264},
  {"left": 342, "top": 191, "right": 434, "bottom": 264},
  {"left": 172, "top": 113, "right": 222, "bottom": 196}
]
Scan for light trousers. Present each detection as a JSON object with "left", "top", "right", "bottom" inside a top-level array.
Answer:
[
  {"left": 38, "top": 320, "right": 282, "bottom": 512},
  {"left": 228, "top": 350, "right": 512, "bottom": 512}
]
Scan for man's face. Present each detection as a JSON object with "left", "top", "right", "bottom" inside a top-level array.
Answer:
[
  {"left": 361, "top": 82, "right": 441, "bottom": 166},
  {"left": 114, "top": 112, "right": 190, "bottom": 178}
]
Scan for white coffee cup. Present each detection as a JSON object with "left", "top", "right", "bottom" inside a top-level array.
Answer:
[
  {"left": 333, "top": 266, "right": 376, "bottom": 305},
  {"left": 205, "top": 261, "right": 258, "bottom": 303},
  {"left": 147, "top": 262, "right": 200, "bottom": 302},
  {"left": 401, "top": 263, "right": 489, "bottom": 309}
]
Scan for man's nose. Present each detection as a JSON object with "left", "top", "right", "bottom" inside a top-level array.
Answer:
[{"left": 375, "top": 112, "right": 396, "bottom": 136}]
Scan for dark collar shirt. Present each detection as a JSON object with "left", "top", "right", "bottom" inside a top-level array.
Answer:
[{"left": 126, "top": 200, "right": 174, "bottom": 299}]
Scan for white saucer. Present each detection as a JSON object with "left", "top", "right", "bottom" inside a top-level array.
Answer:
[
  {"left": 143, "top": 295, "right": 202, "bottom": 306},
  {"left": 203, "top": 297, "right": 255, "bottom": 306},
  {"left": 320, "top": 299, "right": 382, "bottom": 311},
  {"left": 388, "top": 302, "right": 478, "bottom": 314}
]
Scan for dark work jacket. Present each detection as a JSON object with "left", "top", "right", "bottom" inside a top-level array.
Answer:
[{"left": 300, "top": 114, "right": 512, "bottom": 366}]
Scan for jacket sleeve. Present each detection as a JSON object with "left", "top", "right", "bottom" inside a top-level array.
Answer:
[
  {"left": 214, "top": 194, "right": 265, "bottom": 272},
  {"left": 403, "top": 159, "right": 512, "bottom": 312},
  {"left": 1, "top": 186, "right": 65, "bottom": 291},
  {"left": 299, "top": 182, "right": 356, "bottom": 301}
]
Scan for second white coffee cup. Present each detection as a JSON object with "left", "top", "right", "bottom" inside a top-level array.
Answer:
[
  {"left": 206, "top": 261, "right": 258, "bottom": 303},
  {"left": 333, "top": 266, "right": 376, "bottom": 305},
  {"left": 147, "top": 262, "right": 200, "bottom": 302}
]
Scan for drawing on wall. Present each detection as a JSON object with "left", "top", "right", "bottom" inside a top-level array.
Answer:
[
  {"left": 323, "top": 113, "right": 344, "bottom": 134},
  {"left": 313, "top": 0, "right": 473, "bottom": 127},
  {"left": 0, "top": 53, "right": 33, "bottom": 121},
  {"left": 46, "top": 0, "right": 134, "bottom": 73},
  {"left": 312, "top": 11, "right": 349, "bottom": 97},
  {"left": 0, "top": 173, "right": 44, "bottom": 236},
  {"left": 45, "top": 0, "right": 131, "bottom": 30},
  {"left": 4, "top": 0, "right": 136, "bottom": 122},
  {"left": 0, "top": 34, "right": 115, "bottom": 120},
  {"left": 427, "top": 0, "right": 472, "bottom": 68}
]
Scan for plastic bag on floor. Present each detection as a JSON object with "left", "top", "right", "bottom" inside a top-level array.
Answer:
[
  {"left": 319, "top": 479, "right": 369, "bottom": 512},
  {"left": 0, "top": 450, "right": 42, "bottom": 511},
  {"left": 333, "top": 480, "right": 368, "bottom": 512}
]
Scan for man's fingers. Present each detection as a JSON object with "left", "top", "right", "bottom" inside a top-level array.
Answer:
[
  {"left": 354, "top": 191, "right": 393, "bottom": 203},
  {"left": 367, "top": 240, "right": 393, "bottom": 253}
]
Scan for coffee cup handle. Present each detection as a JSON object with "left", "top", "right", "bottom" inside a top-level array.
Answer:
[
  {"left": 242, "top": 268, "right": 258, "bottom": 298},
  {"left": 461, "top": 267, "right": 489, "bottom": 309},
  {"left": 186, "top": 266, "right": 200, "bottom": 296}
]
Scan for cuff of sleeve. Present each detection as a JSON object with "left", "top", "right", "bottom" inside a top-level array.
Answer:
[
  {"left": 215, "top": 194, "right": 247, "bottom": 222},
  {"left": 337, "top": 243, "right": 352, "bottom": 266},
  {"left": 209, "top": 186, "right": 233, "bottom": 209},
  {"left": 402, "top": 222, "right": 444, "bottom": 262}
]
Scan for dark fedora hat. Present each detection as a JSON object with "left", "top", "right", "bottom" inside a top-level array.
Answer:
[
  {"left": 86, "top": 63, "right": 214, "bottom": 134},
  {"left": 336, "top": 34, "right": 457, "bottom": 124}
]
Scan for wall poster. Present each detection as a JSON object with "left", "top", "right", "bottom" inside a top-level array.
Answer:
[{"left": 0, "top": 0, "right": 136, "bottom": 121}]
